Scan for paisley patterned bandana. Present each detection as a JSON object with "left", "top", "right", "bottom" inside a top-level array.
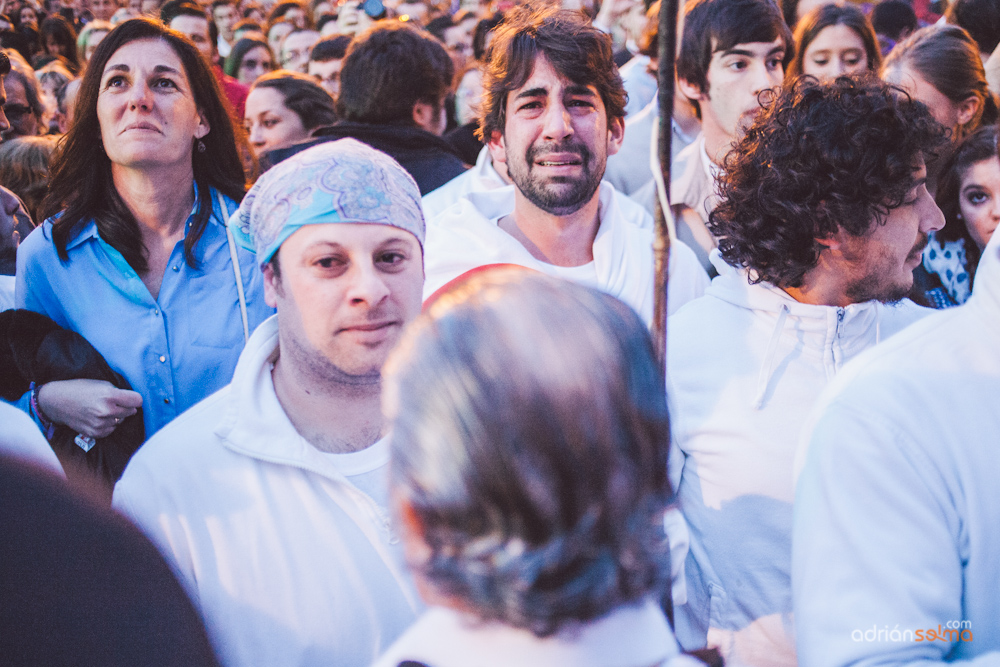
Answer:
[{"left": 228, "top": 138, "right": 425, "bottom": 264}]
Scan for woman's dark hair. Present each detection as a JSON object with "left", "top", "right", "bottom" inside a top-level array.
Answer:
[
  {"left": 385, "top": 269, "right": 673, "bottom": 638},
  {"left": 882, "top": 24, "right": 999, "bottom": 143},
  {"left": 43, "top": 18, "right": 251, "bottom": 274},
  {"left": 934, "top": 124, "right": 999, "bottom": 282},
  {"left": 478, "top": 6, "right": 625, "bottom": 142},
  {"left": 224, "top": 33, "right": 272, "bottom": 78},
  {"left": 39, "top": 16, "right": 79, "bottom": 73},
  {"left": 250, "top": 69, "right": 337, "bottom": 129},
  {"left": 710, "top": 75, "right": 949, "bottom": 288},
  {"left": 786, "top": 4, "right": 881, "bottom": 80}
]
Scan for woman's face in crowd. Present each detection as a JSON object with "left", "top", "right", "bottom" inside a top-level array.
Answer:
[
  {"left": 238, "top": 45, "right": 273, "bottom": 86},
  {"left": 958, "top": 157, "right": 1000, "bottom": 251},
  {"left": 802, "top": 24, "right": 868, "bottom": 81},
  {"left": 268, "top": 21, "right": 293, "bottom": 53},
  {"left": 244, "top": 86, "right": 309, "bottom": 156},
  {"left": 19, "top": 6, "right": 37, "bottom": 24},
  {"left": 97, "top": 39, "right": 210, "bottom": 171}
]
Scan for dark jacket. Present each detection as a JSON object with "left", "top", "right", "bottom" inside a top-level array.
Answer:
[
  {"left": 0, "top": 309, "right": 145, "bottom": 502},
  {"left": 263, "top": 121, "right": 468, "bottom": 195}
]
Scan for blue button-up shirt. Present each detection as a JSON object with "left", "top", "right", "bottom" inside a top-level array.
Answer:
[{"left": 15, "top": 187, "right": 273, "bottom": 439}]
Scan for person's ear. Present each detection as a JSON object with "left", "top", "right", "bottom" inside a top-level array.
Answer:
[
  {"left": 263, "top": 258, "right": 281, "bottom": 308},
  {"left": 195, "top": 108, "right": 210, "bottom": 139},
  {"left": 677, "top": 76, "right": 708, "bottom": 103},
  {"left": 606, "top": 114, "right": 625, "bottom": 157},
  {"left": 957, "top": 94, "right": 982, "bottom": 128},
  {"left": 486, "top": 127, "right": 506, "bottom": 165},
  {"left": 411, "top": 100, "right": 438, "bottom": 134}
]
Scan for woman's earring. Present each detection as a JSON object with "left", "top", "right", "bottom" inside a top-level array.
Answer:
[
  {"left": 197, "top": 138, "right": 206, "bottom": 153},
  {"left": 957, "top": 213, "right": 963, "bottom": 220}
]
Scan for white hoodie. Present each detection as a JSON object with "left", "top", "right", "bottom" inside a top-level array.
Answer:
[
  {"left": 667, "top": 252, "right": 928, "bottom": 666},
  {"left": 792, "top": 229, "right": 1000, "bottom": 666}
]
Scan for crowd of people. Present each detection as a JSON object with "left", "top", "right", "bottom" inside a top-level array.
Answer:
[{"left": 0, "top": 0, "right": 998, "bottom": 664}]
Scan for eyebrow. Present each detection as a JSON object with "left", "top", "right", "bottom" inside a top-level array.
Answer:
[
  {"left": 102, "top": 64, "right": 183, "bottom": 76},
  {"left": 719, "top": 45, "right": 786, "bottom": 58},
  {"left": 513, "top": 87, "right": 548, "bottom": 101},
  {"left": 513, "top": 84, "right": 597, "bottom": 101}
]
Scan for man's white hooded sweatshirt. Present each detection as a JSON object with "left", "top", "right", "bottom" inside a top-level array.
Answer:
[
  {"left": 667, "top": 253, "right": 928, "bottom": 667},
  {"left": 113, "top": 317, "right": 420, "bottom": 667}
]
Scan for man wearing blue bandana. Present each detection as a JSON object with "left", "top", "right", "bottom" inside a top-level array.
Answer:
[{"left": 113, "top": 139, "right": 425, "bottom": 667}]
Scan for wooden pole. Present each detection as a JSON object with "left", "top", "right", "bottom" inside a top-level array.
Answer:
[{"left": 652, "top": 0, "right": 677, "bottom": 365}]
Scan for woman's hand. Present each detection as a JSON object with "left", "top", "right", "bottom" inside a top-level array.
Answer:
[{"left": 37, "top": 380, "right": 144, "bottom": 439}]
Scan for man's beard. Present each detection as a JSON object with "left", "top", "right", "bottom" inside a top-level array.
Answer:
[
  {"left": 844, "top": 232, "right": 928, "bottom": 304},
  {"left": 507, "top": 140, "right": 604, "bottom": 216}
]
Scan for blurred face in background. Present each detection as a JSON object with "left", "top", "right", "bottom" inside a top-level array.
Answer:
[
  {"left": 801, "top": 23, "right": 868, "bottom": 81},
  {"left": 244, "top": 85, "right": 310, "bottom": 155},
  {"left": 238, "top": 44, "right": 273, "bottom": 85}
]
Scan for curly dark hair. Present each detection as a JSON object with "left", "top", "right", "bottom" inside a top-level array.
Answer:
[
  {"left": 477, "top": 6, "right": 625, "bottom": 143},
  {"left": 710, "top": 75, "right": 949, "bottom": 288}
]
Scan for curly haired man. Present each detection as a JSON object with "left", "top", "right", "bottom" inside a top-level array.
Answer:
[{"left": 667, "top": 75, "right": 948, "bottom": 666}]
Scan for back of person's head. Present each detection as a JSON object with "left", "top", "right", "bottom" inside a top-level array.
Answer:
[
  {"left": 945, "top": 0, "right": 1000, "bottom": 56},
  {"left": 250, "top": 69, "right": 336, "bottom": 129},
  {"left": 882, "top": 24, "right": 999, "bottom": 141},
  {"left": 478, "top": 6, "right": 624, "bottom": 142},
  {"left": 337, "top": 21, "right": 452, "bottom": 126},
  {"left": 934, "top": 124, "right": 999, "bottom": 269},
  {"left": 871, "top": 0, "right": 917, "bottom": 43},
  {"left": 424, "top": 14, "right": 452, "bottom": 42},
  {"left": 786, "top": 4, "right": 881, "bottom": 80},
  {"left": 309, "top": 33, "right": 349, "bottom": 61},
  {"left": 710, "top": 76, "right": 948, "bottom": 289},
  {"left": 384, "top": 269, "right": 672, "bottom": 637},
  {"left": 0, "top": 135, "right": 58, "bottom": 221},
  {"left": 678, "top": 0, "right": 793, "bottom": 96}
]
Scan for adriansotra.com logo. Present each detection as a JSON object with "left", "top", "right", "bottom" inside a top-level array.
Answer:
[{"left": 852, "top": 621, "right": 973, "bottom": 643}]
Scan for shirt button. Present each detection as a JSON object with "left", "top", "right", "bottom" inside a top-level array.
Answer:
[
  {"left": 163, "top": 398, "right": 171, "bottom": 404},
  {"left": 172, "top": 265, "right": 179, "bottom": 272},
  {"left": 153, "top": 309, "right": 160, "bottom": 316},
  {"left": 159, "top": 355, "right": 166, "bottom": 363}
]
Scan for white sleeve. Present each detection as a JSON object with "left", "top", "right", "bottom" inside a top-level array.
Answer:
[{"left": 792, "top": 399, "right": 1000, "bottom": 667}]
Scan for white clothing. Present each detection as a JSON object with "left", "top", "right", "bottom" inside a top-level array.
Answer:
[
  {"left": 792, "top": 231, "right": 1000, "bottom": 665},
  {"left": 113, "top": 316, "right": 420, "bottom": 667},
  {"left": 604, "top": 98, "right": 698, "bottom": 199},
  {"left": 0, "top": 274, "right": 14, "bottom": 310},
  {"left": 421, "top": 147, "right": 507, "bottom": 220},
  {"left": 423, "top": 147, "right": 657, "bottom": 230},
  {"left": 423, "top": 183, "right": 709, "bottom": 324},
  {"left": 373, "top": 598, "right": 703, "bottom": 667},
  {"left": 0, "top": 402, "right": 64, "bottom": 476},
  {"left": 668, "top": 252, "right": 929, "bottom": 666},
  {"left": 620, "top": 55, "right": 658, "bottom": 118}
]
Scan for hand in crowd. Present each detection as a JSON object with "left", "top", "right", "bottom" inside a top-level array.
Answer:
[{"left": 37, "top": 379, "right": 143, "bottom": 438}]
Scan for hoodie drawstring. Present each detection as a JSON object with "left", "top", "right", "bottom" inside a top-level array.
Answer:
[{"left": 751, "top": 304, "right": 790, "bottom": 410}]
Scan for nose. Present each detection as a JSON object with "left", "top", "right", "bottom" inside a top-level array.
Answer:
[
  {"left": 541, "top": 99, "right": 573, "bottom": 142},
  {"left": 347, "top": 259, "right": 391, "bottom": 307},
  {"left": 754, "top": 59, "right": 782, "bottom": 93},
  {"left": 128, "top": 80, "right": 152, "bottom": 110},
  {"left": 921, "top": 193, "right": 946, "bottom": 234},
  {"left": 248, "top": 122, "right": 264, "bottom": 147},
  {"left": 0, "top": 108, "right": 10, "bottom": 135},
  {"left": 833, "top": 60, "right": 847, "bottom": 77}
]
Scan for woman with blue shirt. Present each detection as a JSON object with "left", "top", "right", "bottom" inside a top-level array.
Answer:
[{"left": 15, "top": 18, "right": 272, "bottom": 442}]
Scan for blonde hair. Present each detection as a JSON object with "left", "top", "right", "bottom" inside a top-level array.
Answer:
[{"left": 0, "top": 135, "right": 59, "bottom": 221}]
